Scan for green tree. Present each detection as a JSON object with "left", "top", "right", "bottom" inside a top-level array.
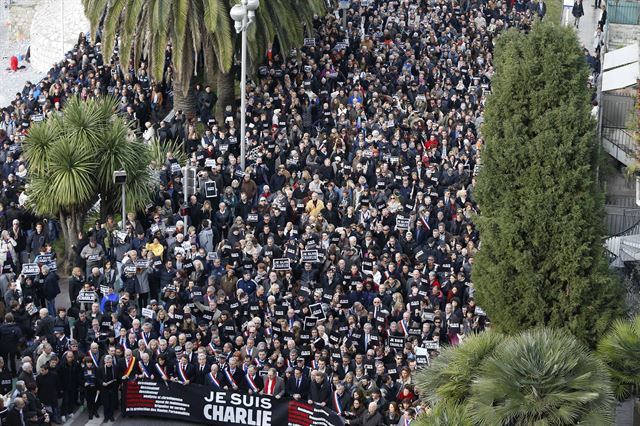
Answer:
[
  {"left": 415, "top": 402, "right": 473, "bottom": 426},
  {"left": 25, "top": 97, "right": 152, "bottom": 271},
  {"left": 467, "top": 329, "right": 615, "bottom": 425},
  {"left": 472, "top": 21, "right": 624, "bottom": 348},
  {"left": 415, "top": 331, "right": 504, "bottom": 406},
  {"left": 84, "top": 0, "right": 324, "bottom": 119},
  {"left": 597, "top": 316, "right": 640, "bottom": 401}
]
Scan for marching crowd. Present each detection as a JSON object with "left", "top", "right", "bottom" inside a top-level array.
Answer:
[{"left": 0, "top": 0, "right": 553, "bottom": 425}]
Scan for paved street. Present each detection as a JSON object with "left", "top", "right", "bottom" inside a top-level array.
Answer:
[{"left": 0, "top": 1, "right": 41, "bottom": 106}]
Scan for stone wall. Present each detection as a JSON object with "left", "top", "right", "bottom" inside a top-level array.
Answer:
[
  {"left": 5, "top": 0, "right": 39, "bottom": 43},
  {"left": 608, "top": 24, "right": 640, "bottom": 50},
  {"left": 29, "top": 0, "right": 90, "bottom": 72}
]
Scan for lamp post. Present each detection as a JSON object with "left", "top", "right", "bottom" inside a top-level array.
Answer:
[
  {"left": 113, "top": 170, "right": 127, "bottom": 231},
  {"left": 230, "top": 0, "right": 259, "bottom": 173}
]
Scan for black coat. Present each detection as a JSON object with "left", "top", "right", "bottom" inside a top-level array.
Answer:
[
  {"left": 42, "top": 272, "right": 60, "bottom": 301},
  {"left": 309, "top": 379, "right": 331, "bottom": 404},
  {"left": 286, "top": 376, "right": 310, "bottom": 400},
  {"left": 36, "top": 371, "right": 58, "bottom": 405},
  {"left": 0, "top": 322, "right": 23, "bottom": 353}
]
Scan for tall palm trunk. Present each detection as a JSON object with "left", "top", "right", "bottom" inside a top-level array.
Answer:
[
  {"left": 215, "top": 71, "right": 235, "bottom": 124},
  {"left": 173, "top": 78, "right": 197, "bottom": 119},
  {"left": 58, "top": 210, "right": 85, "bottom": 275}
]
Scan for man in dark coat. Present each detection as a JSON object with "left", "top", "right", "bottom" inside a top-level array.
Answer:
[
  {"left": 58, "top": 351, "right": 82, "bottom": 420},
  {"left": 40, "top": 266, "right": 60, "bottom": 316},
  {"left": 0, "top": 313, "right": 23, "bottom": 375},
  {"left": 349, "top": 401, "right": 384, "bottom": 426},
  {"left": 285, "top": 367, "right": 310, "bottom": 401},
  {"left": 35, "top": 363, "right": 62, "bottom": 423}
]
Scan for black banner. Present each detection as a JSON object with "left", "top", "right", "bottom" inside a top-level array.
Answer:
[{"left": 125, "top": 380, "right": 343, "bottom": 426}]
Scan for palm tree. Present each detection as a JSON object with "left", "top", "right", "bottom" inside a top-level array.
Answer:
[
  {"left": 25, "top": 96, "right": 152, "bottom": 271},
  {"left": 415, "top": 331, "right": 504, "bottom": 406},
  {"left": 84, "top": 0, "right": 325, "bottom": 119},
  {"left": 597, "top": 316, "right": 640, "bottom": 401},
  {"left": 467, "top": 328, "right": 615, "bottom": 426},
  {"left": 415, "top": 402, "right": 473, "bottom": 426}
]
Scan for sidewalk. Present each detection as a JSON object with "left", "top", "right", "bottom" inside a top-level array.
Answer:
[
  {"left": 572, "top": 0, "right": 602, "bottom": 53},
  {"left": 0, "top": 1, "right": 42, "bottom": 107}
]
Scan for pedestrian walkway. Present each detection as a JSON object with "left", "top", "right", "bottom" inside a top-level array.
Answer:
[
  {"left": 573, "top": 0, "right": 602, "bottom": 53},
  {"left": 0, "top": 0, "right": 41, "bottom": 106}
]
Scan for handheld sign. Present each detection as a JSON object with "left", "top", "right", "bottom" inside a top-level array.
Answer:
[
  {"left": 205, "top": 181, "right": 218, "bottom": 198},
  {"left": 21, "top": 263, "right": 39, "bottom": 275},
  {"left": 388, "top": 336, "right": 406, "bottom": 350},
  {"left": 303, "top": 317, "right": 318, "bottom": 330},
  {"left": 272, "top": 258, "right": 291, "bottom": 271},
  {"left": 424, "top": 340, "right": 440, "bottom": 350},
  {"left": 77, "top": 291, "right": 97, "bottom": 303},
  {"left": 309, "top": 303, "right": 325, "bottom": 320},
  {"left": 301, "top": 250, "right": 319, "bottom": 263},
  {"left": 396, "top": 216, "right": 410, "bottom": 230},
  {"left": 142, "top": 308, "right": 154, "bottom": 319},
  {"left": 124, "top": 265, "right": 137, "bottom": 274}
]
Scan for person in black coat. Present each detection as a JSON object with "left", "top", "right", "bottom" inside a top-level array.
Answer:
[
  {"left": 0, "top": 313, "right": 23, "bottom": 375},
  {"left": 0, "top": 357, "right": 12, "bottom": 394},
  {"left": 97, "top": 355, "right": 118, "bottom": 422},
  {"left": 242, "top": 365, "right": 263, "bottom": 394},
  {"left": 193, "top": 353, "right": 210, "bottom": 385},
  {"left": 35, "top": 363, "right": 61, "bottom": 423},
  {"left": 5, "top": 397, "right": 27, "bottom": 426},
  {"left": 286, "top": 367, "right": 310, "bottom": 401},
  {"left": 308, "top": 371, "right": 331, "bottom": 406},
  {"left": 34, "top": 309, "right": 55, "bottom": 346},
  {"left": 40, "top": 266, "right": 60, "bottom": 316},
  {"left": 82, "top": 356, "right": 100, "bottom": 419},
  {"left": 58, "top": 351, "right": 82, "bottom": 420}
]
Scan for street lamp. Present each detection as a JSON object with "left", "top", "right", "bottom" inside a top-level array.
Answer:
[
  {"left": 113, "top": 170, "right": 127, "bottom": 231},
  {"left": 230, "top": 0, "right": 259, "bottom": 172}
]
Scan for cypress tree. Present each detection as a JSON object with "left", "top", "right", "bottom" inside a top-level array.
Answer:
[{"left": 472, "top": 21, "right": 624, "bottom": 348}]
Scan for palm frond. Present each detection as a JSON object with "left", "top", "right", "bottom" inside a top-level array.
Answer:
[
  {"left": 415, "top": 331, "right": 504, "bottom": 406},
  {"left": 596, "top": 316, "right": 640, "bottom": 401},
  {"left": 467, "top": 329, "right": 615, "bottom": 426},
  {"left": 24, "top": 119, "right": 59, "bottom": 174}
]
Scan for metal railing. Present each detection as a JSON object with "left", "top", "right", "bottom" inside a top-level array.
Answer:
[{"left": 608, "top": 0, "right": 640, "bottom": 25}]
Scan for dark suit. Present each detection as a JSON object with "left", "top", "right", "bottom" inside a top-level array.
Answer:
[
  {"left": 223, "top": 367, "right": 244, "bottom": 389},
  {"left": 242, "top": 373, "right": 264, "bottom": 393},
  {"left": 175, "top": 362, "right": 195, "bottom": 383},
  {"left": 286, "top": 375, "right": 310, "bottom": 400},
  {"left": 194, "top": 363, "right": 210, "bottom": 385},
  {"left": 97, "top": 365, "right": 118, "bottom": 421},
  {"left": 535, "top": 1, "right": 547, "bottom": 18}
]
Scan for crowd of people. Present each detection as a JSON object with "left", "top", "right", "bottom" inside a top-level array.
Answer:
[{"left": 0, "top": 0, "right": 562, "bottom": 425}]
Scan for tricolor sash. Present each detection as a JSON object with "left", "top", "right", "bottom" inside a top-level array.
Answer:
[
  {"left": 89, "top": 351, "right": 100, "bottom": 367},
  {"left": 123, "top": 357, "right": 136, "bottom": 378},
  {"left": 139, "top": 362, "right": 151, "bottom": 378},
  {"left": 155, "top": 363, "right": 169, "bottom": 381},
  {"left": 178, "top": 364, "right": 188, "bottom": 384},
  {"left": 207, "top": 372, "right": 221, "bottom": 388},
  {"left": 404, "top": 416, "right": 411, "bottom": 426},
  {"left": 246, "top": 373, "right": 259, "bottom": 392},
  {"left": 142, "top": 333, "right": 149, "bottom": 346},
  {"left": 208, "top": 342, "right": 216, "bottom": 353},
  {"left": 400, "top": 320, "right": 408, "bottom": 336},
  {"left": 224, "top": 368, "right": 237, "bottom": 387},
  {"left": 333, "top": 391, "right": 343, "bottom": 415}
]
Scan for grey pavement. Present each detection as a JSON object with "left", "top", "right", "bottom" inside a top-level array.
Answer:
[
  {"left": 573, "top": 0, "right": 602, "bottom": 54},
  {"left": 0, "top": 1, "right": 42, "bottom": 106}
]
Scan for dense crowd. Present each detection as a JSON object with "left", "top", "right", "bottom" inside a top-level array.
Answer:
[{"left": 0, "top": 0, "right": 553, "bottom": 425}]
